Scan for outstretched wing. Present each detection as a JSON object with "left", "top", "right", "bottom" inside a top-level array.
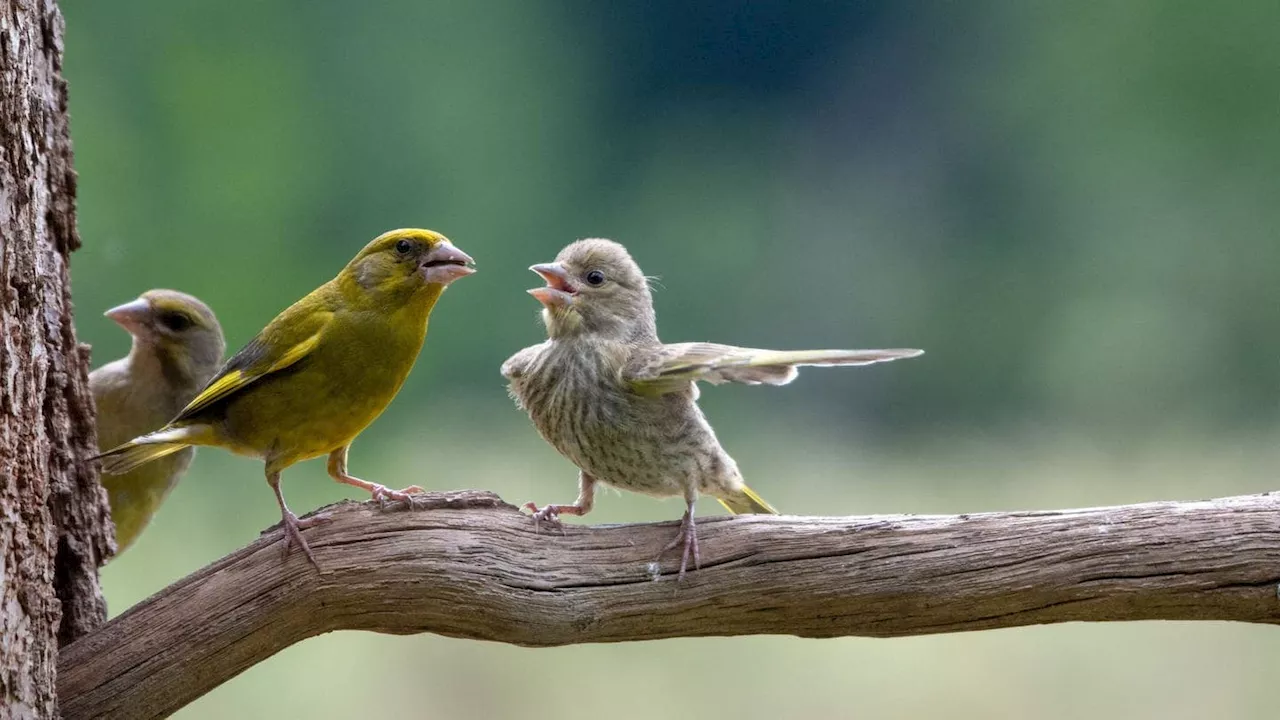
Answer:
[
  {"left": 624, "top": 343, "right": 922, "bottom": 395},
  {"left": 173, "top": 302, "right": 333, "bottom": 421}
]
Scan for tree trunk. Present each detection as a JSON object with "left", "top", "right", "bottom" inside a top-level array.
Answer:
[{"left": 1, "top": 0, "right": 113, "bottom": 716}]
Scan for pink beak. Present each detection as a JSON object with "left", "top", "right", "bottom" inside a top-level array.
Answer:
[
  {"left": 104, "top": 298, "right": 151, "bottom": 335},
  {"left": 528, "top": 263, "right": 576, "bottom": 308},
  {"left": 421, "top": 242, "right": 476, "bottom": 286}
]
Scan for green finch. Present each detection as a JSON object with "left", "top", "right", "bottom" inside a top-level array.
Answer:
[
  {"left": 90, "top": 290, "right": 226, "bottom": 556},
  {"left": 95, "top": 229, "right": 475, "bottom": 566},
  {"left": 502, "top": 238, "right": 922, "bottom": 578}
]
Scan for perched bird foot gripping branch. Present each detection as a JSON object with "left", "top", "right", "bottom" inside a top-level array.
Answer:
[
  {"left": 658, "top": 503, "right": 702, "bottom": 579},
  {"left": 521, "top": 500, "right": 587, "bottom": 535},
  {"left": 269, "top": 493, "right": 330, "bottom": 565}
]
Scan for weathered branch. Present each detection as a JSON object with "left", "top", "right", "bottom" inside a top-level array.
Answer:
[{"left": 58, "top": 490, "right": 1280, "bottom": 719}]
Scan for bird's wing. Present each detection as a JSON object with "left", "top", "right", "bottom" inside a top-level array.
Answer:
[
  {"left": 624, "top": 342, "right": 923, "bottom": 395},
  {"left": 172, "top": 304, "right": 333, "bottom": 421},
  {"left": 500, "top": 342, "right": 547, "bottom": 380},
  {"left": 88, "top": 361, "right": 137, "bottom": 450}
]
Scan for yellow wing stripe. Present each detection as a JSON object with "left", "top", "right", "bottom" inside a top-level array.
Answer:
[
  {"left": 184, "top": 369, "right": 246, "bottom": 412},
  {"left": 178, "top": 330, "right": 323, "bottom": 417}
]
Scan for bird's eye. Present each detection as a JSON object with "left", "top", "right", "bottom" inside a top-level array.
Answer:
[
  {"left": 585, "top": 270, "right": 606, "bottom": 287},
  {"left": 395, "top": 239, "right": 413, "bottom": 255},
  {"left": 158, "top": 311, "right": 192, "bottom": 332}
]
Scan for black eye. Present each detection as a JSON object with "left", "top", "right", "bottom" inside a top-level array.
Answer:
[
  {"left": 158, "top": 312, "right": 192, "bottom": 332},
  {"left": 395, "top": 239, "right": 413, "bottom": 255},
  {"left": 584, "top": 270, "right": 606, "bottom": 287}
]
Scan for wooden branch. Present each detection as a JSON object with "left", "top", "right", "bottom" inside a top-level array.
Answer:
[{"left": 58, "top": 490, "right": 1280, "bottom": 719}]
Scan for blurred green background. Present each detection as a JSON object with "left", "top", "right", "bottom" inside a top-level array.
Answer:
[{"left": 63, "top": 1, "right": 1280, "bottom": 718}]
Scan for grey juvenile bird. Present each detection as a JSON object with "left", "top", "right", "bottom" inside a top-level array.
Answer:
[
  {"left": 90, "top": 289, "right": 226, "bottom": 556},
  {"left": 502, "top": 239, "right": 923, "bottom": 578}
]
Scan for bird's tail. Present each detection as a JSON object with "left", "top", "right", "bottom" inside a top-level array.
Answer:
[
  {"left": 94, "top": 426, "right": 200, "bottom": 475},
  {"left": 716, "top": 484, "right": 778, "bottom": 515}
]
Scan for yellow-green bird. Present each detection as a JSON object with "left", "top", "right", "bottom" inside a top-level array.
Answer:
[
  {"left": 90, "top": 290, "right": 226, "bottom": 557},
  {"left": 502, "top": 238, "right": 922, "bottom": 578},
  {"left": 95, "top": 229, "right": 475, "bottom": 566}
]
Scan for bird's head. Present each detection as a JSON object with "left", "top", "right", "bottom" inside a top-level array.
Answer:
[
  {"left": 106, "top": 289, "right": 227, "bottom": 385},
  {"left": 528, "top": 238, "right": 656, "bottom": 340},
  {"left": 345, "top": 228, "right": 475, "bottom": 302}
]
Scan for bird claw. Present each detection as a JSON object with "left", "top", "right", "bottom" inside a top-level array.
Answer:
[
  {"left": 656, "top": 512, "right": 700, "bottom": 580},
  {"left": 522, "top": 502, "right": 567, "bottom": 536},
  {"left": 296, "top": 511, "right": 331, "bottom": 529},
  {"left": 370, "top": 483, "right": 426, "bottom": 509},
  {"left": 278, "top": 510, "right": 325, "bottom": 569}
]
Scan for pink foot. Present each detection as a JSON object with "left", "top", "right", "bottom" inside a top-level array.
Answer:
[
  {"left": 368, "top": 483, "right": 426, "bottom": 508},
  {"left": 522, "top": 502, "right": 568, "bottom": 536},
  {"left": 657, "top": 509, "right": 700, "bottom": 580},
  {"left": 279, "top": 510, "right": 330, "bottom": 569}
]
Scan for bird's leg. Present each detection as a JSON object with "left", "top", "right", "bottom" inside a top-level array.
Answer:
[
  {"left": 523, "top": 471, "right": 596, "bottom": 534},
  {"left": 267, "top": 470, "right": 324, "bottom": 569},
  {"left": 656, "top": 495, "right": 700, "bottom": 580},
  {"left": 327, "top": 445, "right": 425, "bottom": 508}
]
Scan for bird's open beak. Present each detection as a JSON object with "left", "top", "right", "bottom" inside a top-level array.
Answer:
[
  {"left": 104, "top": 298, "right": 151, "bottom": 335},
  {"left": 528, "top": 263, "right": 576, "bottom": 308},
  {"left": 421, "top": 242, "right": 476, "bottom": 286}
]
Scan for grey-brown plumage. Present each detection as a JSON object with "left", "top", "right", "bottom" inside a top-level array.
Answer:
[
  {"left": 502, "top": 238, "right": 923, "bottom": 578},
  {"left": 90, "top": 289, "right": 225, "bottom": 556}
]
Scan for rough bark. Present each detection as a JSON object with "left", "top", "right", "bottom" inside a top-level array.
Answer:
[
  {"left": 0, "top": 0, "right": 112, "bottom": 717},
  {"left": 57, "top": 490, "right": 1280, "bottom": 720}
]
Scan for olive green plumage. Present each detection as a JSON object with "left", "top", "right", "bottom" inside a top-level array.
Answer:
[
  {"left": 95, "top": 229, "right": 476, "bottom": 567},
  {"left": 90, "top": 289, "right": 225, "bottom": 557},
  {"left": 503, "top": 238, "right": 922, "bottom": 578}
]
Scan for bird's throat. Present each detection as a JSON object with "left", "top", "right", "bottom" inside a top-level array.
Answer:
[{"left": 542, "top": 305, "right": 585, "bottom": 339}]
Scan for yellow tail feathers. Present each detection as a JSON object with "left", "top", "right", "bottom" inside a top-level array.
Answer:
[
  {"left": 95, "top": 441, "right": 189, "bottom": 476},
  {"left": 716, "top": 484, "right": 778, "bottom": 514}
]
